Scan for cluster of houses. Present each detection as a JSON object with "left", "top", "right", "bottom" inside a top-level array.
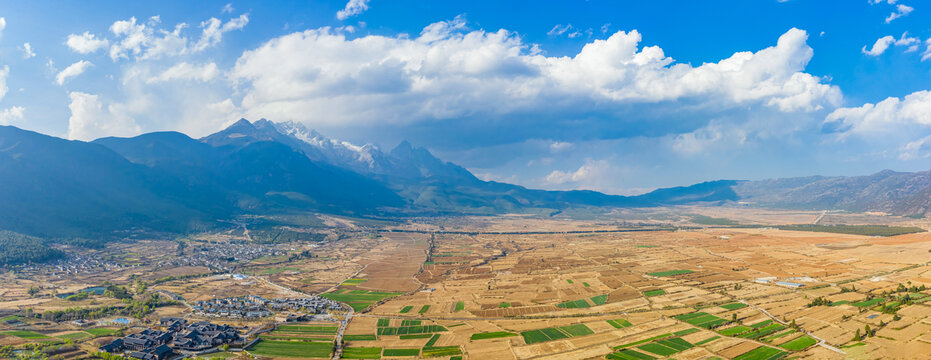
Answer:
[
  {"left": 192, "top": 295, "right": 341, "bottom": 319},
  {"left": 21, "top": 255, "right": 126, "bottom": 278},
  {"left": 99, "top": 318, "right": 245, "bottom": 360},
  {"left": 161, "top": 243, "right": 286, "bottom": 272}
]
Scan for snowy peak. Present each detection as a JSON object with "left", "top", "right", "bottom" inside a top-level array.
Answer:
[{"left": 270, "top": 121, "right": 384, "bottom": 172}]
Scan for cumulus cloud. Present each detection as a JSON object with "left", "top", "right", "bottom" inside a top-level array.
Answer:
[
  {"left": 230, "top": 20, "right": 840, "bottom": 136},
  {"left": 825, "top": 90, "right": 931, "bottom": 138},
  {"left": 222, "top": 3, "right": 234, "bottom": 14},
  {"left": 541, "top": 158, "right": 632, "bottom": 193},
  {"left": 899, "top": 135, "right": 931, "bottom": 160},
  {"left": 0, "top": 106, "right": 24, "bottom": 125},
  {"left": 55, "top": 60, "right": 93, "bottom": 85},
  {"left": 20, "top": 43, "right": 35, "bottom": 58},
  {"left": 67, "top": 92, "right": 141, "bottom": 140},
  {"left": 337, "top": 0, "right": 370, "bottom": 20},
  {"left": 146, "top": 62, "right": 220, "bottom": 83},
  {"left": 549, "top": 141, "right": 573, "bottom": 153},
  {"left": 0, "top": 66, "right": 8, "bottom": 101},
  {"left": 0, "top": 17, "right": 6, "bottom": 38},
  {"left": 66, "top": 32, "right": 110, "bottom": 54},
  {"left": 107, "top": 14, "right": 248, "bottom": 61}
]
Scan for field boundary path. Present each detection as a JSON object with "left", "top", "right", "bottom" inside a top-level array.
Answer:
[{"left": 738, "top": 299, "right": 845, "bottom": 355}]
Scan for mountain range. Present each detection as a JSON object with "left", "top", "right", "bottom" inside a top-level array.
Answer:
[{"left": 0, "top": 119, "right": 928, "bottom": 240}]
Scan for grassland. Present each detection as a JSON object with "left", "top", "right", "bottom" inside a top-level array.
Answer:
[
  {"left": 3, "top": 331, "right": 50, "bottom": 339},
  {"left": 277, "top": 325, "right": 339, "bottom": 334},
  {"left": 84, "top": 328, "right": 120, "bottom": 337}
]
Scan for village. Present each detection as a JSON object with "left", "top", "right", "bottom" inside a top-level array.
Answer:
[{"left": 191, "top": 295, "right": 342, "bottom": 319}]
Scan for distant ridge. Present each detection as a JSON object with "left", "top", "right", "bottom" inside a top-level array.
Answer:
[{"left": 0, "top": 120, "right": 927, "bottom": 240}]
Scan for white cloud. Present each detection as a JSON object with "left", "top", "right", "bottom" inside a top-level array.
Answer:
[
  {"left": 222, "top": 3, "right": 234, "bottom": 14},
  {"left": 107, "top": 14, "right": 248, "bottom": 61},
  {"left": 67, "top": 92, "right": 141, "bottom": 141},
  {"left": 66, "top": 32, "right": 110, "bottom": 54},
  {"left": 0, "top": 65, "right": 9, "bottom": 102},
  {"left": 885, "top": 4, "right": 913, "bottom": 23},
  {"left": 544, "top": 159, "right": 607, "bottom": 184},
  {"left": 825, "top": 90, "right": 931, "bottom": 138},
  {"left": 899, "top": 135, "right": 931, "bottom": 160},
  {"left": 0, "top": 106, "right": 24, "bottom": 125},
  {"left": 0, "top": 18, "right": 6, "bottom": 38},
  {"left": 863, "top": 35, "right": 895, "bottom": 56},
  {"left": 337, "top": 0, "right": 370, "bottom": 20},
  {"left": 55, "top": 60, "right": 93, "bottom": 86},
  {"left": 549, "top": 141, "right": 574, "bottom": 153},
  {"left": 20, "top": 43, "right": 35, "bottom": 58},
  {"left": 231, "top": 21, "right": 840, "bottom": 129},
  {"left": 548, "top": 24, "right": 574, "bottom": 37},
  {"left": 146, "top": 62, "right": 220, "bottom": 83},
  {"left": 193, "top": 14, "right": 249, "bottom": 52}
]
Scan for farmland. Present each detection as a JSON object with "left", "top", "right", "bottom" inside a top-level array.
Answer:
[{"left": 2, "top": 210, "right": 931, "bottom": 359}]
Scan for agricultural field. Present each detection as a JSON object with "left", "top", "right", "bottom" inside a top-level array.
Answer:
[{"left": 3, "top": 210, "right": 931, "bottom": 359}]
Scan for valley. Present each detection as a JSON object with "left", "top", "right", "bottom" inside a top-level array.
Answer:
[{"left": 1, "top": 208, "right": 930, "bottom": 359}]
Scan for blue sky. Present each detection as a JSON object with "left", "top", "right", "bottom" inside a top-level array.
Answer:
[{"left": 0, "top": 0, "right": 930, "bottom": 194}]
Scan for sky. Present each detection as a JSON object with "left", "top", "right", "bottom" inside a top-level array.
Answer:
[{"left": 0, "top": 0, "right": 930, "bottom": 195}]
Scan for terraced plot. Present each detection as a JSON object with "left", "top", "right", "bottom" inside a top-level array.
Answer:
[
  {"left": 674, "top": 312, "right": 729, "bottom": 328},
  {"left": 421, "top": 346, "right": 461, "bottom": 357},
  {"left": 643, "top": 289, "right": 666, "bottom": 297},
  {"left": 382, "top": 348, "right": 419, "bottom": 356},
  {"left": 470, "top": 331, "right": 517, "bottom": 340}
]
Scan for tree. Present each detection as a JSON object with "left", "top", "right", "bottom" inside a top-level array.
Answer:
[
  {"left": 853, "top": 328, "right": 860, "bottom": 341},
  {"left": 790, "top": 319, "right": 797, "bottom": 328},
  {"left": 27, "top": 286, "right": 39, "bottom": 297},
  {"left": 731, "top": 313, "right": 737, "bottom": 322},
  {"left": 865, "top": 324, "right": 873, "bottom": 337}
]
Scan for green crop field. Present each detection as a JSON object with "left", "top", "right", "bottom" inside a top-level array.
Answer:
[
  {"left": 644, "top": 289, "right": 666, "bottom": 296},
  {"left": 56, "top": 332, "right": 92, "bottom": 341},
  {"left": 421, "top": 346, "right": 461, "bottom": 357},
  {"left": 399, "top": 334, "right": 433, "bottom": 339},
  {"left": 400, "top": 320, "right": 421, "bottom": 326},
  {"left": 521, "top": 324, "right": 593, "bottom": 344},
  {"left": 341, "top": 278, "right": 368, "bottom": 286},
  {"left": 773, "top": 224, "right": 926, "bottom": 237},
  {"left": 732, "top": 346, "right": 787, "bottom": 360},
  {"left": 607, "top": 318, "right": 633, "bottom": 329},
  {"left": 247, "top": 340, "right": 332, "bottom": 358},
  {"left": 343, "top": 347, "right": 382, "bottom": 359},
  {"left": 418, "top": 305, "right": 431, "bottom": 314},
  {"left": 583, "top": 282, "right": 591, "bottom": 287},
  {"left": 376, "top": 325, "right": 446, "bottom": 336},
  {"left": 673, "top": 328, "right": 700, "bottom": 336},
  {"left": 591, "top": 294, "right": 608, "bottom": 305},
  {"left": 749, "top": 320, "right": 773, "bottom": 328},
  {"left": 470, "top": 331, "right": 517, "bottom": 340},
  {"left": 3, "top": 331, "right": 50, "bottom": 339},
  {"left": 498, "top": 302, "right": 511, "bottom": 308},
  {"left": 648, "top": 269, "right": 695, "bottom": 277},
  {"left": 277, "top": 325, "right": 338, "bottom": 334},
  {"left": 382, "top": 348, "right": 419, "bottom": 356},
  {"left": 377, "top": 318, "right": 390, "bottom": 327},
  {"left": 720, "top": 302, "right": 747, "bottom": 310},
  {"left": 637, "top": 343, "right": 679, "bottom": 356},
  {"left": 424, "top": 334, "right": 441, "bottom": 347},
  {"left": 719, "top": 326, "right": 752, "bottom": 336},
  {"left": 674, "top": 312, "right": 727, "bottom": 328},
  {"left": 852, "top": 298, "right": 886, "bottom": 307},
  {"left": 454, "top": 301, "right": 464, "bottom": 311},
  {"left": 567, "top": 279, "right": 574, "bottom": 284},
  {"left": 320, "top": 290, "right": 402, "bottom": 312},
  {"left": 607, "top": 349, "right": 657, "bottom": 360},
  {"left": 344, "top": 334, "right": 377, "bottom": 341},
  {"left": 399, "top": 306, "right": 413, "bottom": 313},
  {"left": 557, "top": 299, "right": 591, "bottom": 308},
  {"left": 780, "top": 335, "right": 816, "bottom": 350}
]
